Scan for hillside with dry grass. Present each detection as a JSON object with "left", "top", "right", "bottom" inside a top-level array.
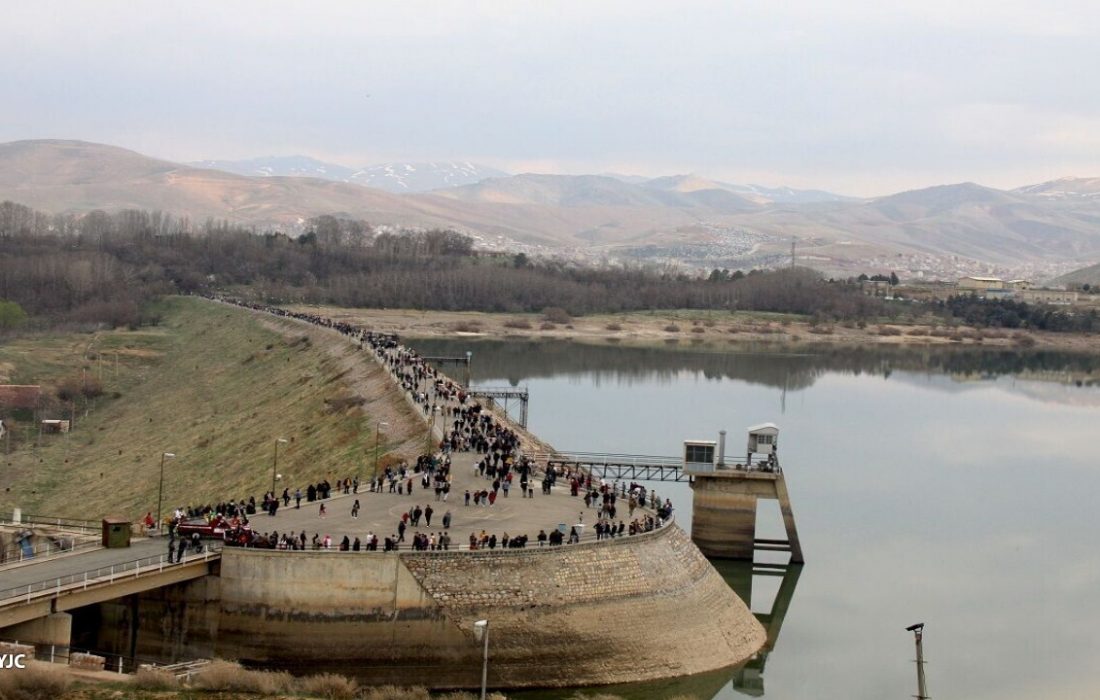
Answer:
[{"left": 0, "top": 297, "right": 424, "bottom": 519}]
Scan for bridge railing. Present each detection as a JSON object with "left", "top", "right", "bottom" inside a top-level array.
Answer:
[
  {"left": 0, "top": 514, "right": 102, "bottom": 534},
  {"left": 0, "top": 537, "right": 102, "bottom": 569},
  {"left": 0, "top": 545, "right": 221, "bottom": 608},
  {"left": 527, "top": 450, "right": 684, "bottom": 468}
]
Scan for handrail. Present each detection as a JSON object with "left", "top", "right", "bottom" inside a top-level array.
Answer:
[
  {"left": 530, "top": 450, "right": 684, "bottom": 468},
  {"left": 225, "top": 522, "right": 672, "bottom": 556},
  {"left": 0, "top": 545, "right": 222, "bottom": 607},
  {"left": 0, "top": 514, "right": 102, "bottom": 532},
  {"left": 0, "top": 538, "right": 102, "bottom": 569}
]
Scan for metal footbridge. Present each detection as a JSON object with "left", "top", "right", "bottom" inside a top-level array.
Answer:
[{"left": 526, "top": 450, "right": 783, "bottom": 483}]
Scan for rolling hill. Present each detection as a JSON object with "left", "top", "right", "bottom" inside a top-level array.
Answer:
[
  {"left": 190, "top": 156, "right": 508, "bottom": 193},
  {"left": 6, "top": 139, "right": 1100, "bottom": 274},
  {"left": 0, "top": 140, "right": 452, "bottom": 230}
]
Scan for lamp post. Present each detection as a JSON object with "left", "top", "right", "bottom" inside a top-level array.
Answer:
[
  {"left": 156, "top": 452, "right": 176, "bottom": 532},
  {"left": 272, "top": 438, "right": 288, "bottom": 495},
  {"left": 465, "top": 351, "right": 473, "bottom": 387},
  {"left": 373, "top": 421, "right": 389, "bottom": 476},
  {"left": 473, "top": 619, "right": 489, "bottom": 700},
  {"left": 906, "top": 623, "right": 929, "bottom": 700}
]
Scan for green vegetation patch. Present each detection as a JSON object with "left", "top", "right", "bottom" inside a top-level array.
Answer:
[{"left": 0, "top": 298, "right": 377, "bottom": 519}]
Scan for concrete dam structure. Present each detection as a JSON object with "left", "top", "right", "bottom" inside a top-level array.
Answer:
[
  {"left": 75, "top": 523, "right": 764, "bottom": 689},
  {"left": 0, "top": 299, "right": 794, "bottom": 690}
]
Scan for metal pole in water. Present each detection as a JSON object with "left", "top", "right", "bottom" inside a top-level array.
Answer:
[{"left": 906, "top": 623, "right": 929, "bottom": 699}]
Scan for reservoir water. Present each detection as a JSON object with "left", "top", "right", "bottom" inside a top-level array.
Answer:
[{"left": 409, "top": 338, "right": 1100, "bottom": 700}]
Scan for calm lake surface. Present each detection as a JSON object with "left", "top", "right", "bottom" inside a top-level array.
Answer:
[{"left": 410, "top": 338, "right": 1100, "bottom": 700}]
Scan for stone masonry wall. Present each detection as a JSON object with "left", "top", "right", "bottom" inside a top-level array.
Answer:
[
  {"left": 401, "top": 523, "right": 765, "bottom": 688},
  {"left": 197, "top": 524, "right": 764, "bottom": 689}
]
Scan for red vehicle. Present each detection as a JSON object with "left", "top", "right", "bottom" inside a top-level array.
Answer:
[{"left": 176, "top": 515, "right": 249, "bottom": 540}]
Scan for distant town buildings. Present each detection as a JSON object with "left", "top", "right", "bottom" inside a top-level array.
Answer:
[{"left": 956, "top": 276, "right": 1078, "bottom": 305}]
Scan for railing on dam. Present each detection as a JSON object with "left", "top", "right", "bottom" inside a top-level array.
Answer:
[
  {"left": 0, "top": 545, "right": 222, "bottom": 609},
  {"left": 224, "top": 516, "right": 675, "bottom": 556}
]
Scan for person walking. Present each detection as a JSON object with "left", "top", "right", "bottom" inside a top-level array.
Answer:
[
  {"left": 295, "top": 488, "right": 302, "bottom": 509},
  {"left": 351, "top": 500, "right": 360, "bottom": 518},
  {"left": 319, "top": 502, "right": 327, "bottom": 518}
]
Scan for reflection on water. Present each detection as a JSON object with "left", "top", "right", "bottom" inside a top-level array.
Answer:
[
  {"left": 410, "top": 338, "right": 1100, "bottom": 397},
  {"left": 714, "top": 562, "right": 803, "bottom": 698}
]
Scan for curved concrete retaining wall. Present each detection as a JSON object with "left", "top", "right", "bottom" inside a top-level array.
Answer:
[{"left": 210, "top": 523, "right": 764, "bottom": 688}]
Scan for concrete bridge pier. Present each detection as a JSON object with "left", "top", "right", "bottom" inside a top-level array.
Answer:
[
  {"left": 689, "top": 470, "right": 803, "bottom": 563},
  {"left": 3, "top": 611, "right": 72, "bottom": 658}
]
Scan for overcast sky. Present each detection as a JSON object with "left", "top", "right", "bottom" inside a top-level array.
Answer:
[{"left": 4, "top": 1, "right": 1100, "bottom": 196}]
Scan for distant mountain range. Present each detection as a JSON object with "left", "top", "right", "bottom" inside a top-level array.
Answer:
[
  {"left": 190, "top": 156, "right": 508, "bottom": 193},
  {"left": 5, "top": 139, "right": 1100, "bottom": 277}
]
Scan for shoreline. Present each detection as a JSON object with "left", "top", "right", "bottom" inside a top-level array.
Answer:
[{"left": 282, "top": 305, "right": 1100, "bottom": 355}]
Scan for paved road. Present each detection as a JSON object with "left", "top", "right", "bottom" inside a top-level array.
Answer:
[{"left": 0, "top": 538, "right": 170, "bottom": 594}]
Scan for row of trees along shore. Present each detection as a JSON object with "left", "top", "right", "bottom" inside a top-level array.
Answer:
[{"left": 0, "top": 200, "right": 1096, "bottom": 333}]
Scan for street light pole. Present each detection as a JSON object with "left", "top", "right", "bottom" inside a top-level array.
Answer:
[
  {"left": 906, "top": 623, "right": 929, "bottom": 700},
  {"left": 272, "top": 438, "right": 288, "bottom": 495},
  {"left": 373, "top": 421, "right": 389, "bottom": 476},
  {"left": 156, "top": 452, "right": 176, "bottom": 531},
  {"left": 473, "top": 619, "right": 489, "bottom": 700}
]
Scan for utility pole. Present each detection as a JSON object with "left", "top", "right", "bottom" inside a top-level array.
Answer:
[
  {"left": 790, "top": 237, "right": 796, "bottom": 269},
  {"left": 906, "top": 623, "right": 929, "bottom": 700}
]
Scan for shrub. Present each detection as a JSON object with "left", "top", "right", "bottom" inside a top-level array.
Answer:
[
  {"left": 194, "top": 660, "right": 293, "bottom": 695},
  {"left": 542, "top": 307, "right": 571, "bottom": 324},
  {"left": 703, "top": 319, "right": 716, "bottom": 327},
  {"left": 502, "top": 318, "right": 532, "bottom": 329},
  {"left": 877, "top": 325, "right": 902, "bottom": 336},
  {"left": 451, "top": 321, "right": 483, "bottom": 333},
  {"left": 663, "top": 324, "right": 681, "bottom": 333},
  {"left": 297, "top": 672, "right": 359, "bottom": 700},
  {"left": 0, "top": 662, "right": 72, "bottom": 700},
  {"left": 905, "top": 327, "right": 929, "bottom": 336},
  {"left": 538, "top": 322, "right": 556, "bottom": 331},
  {"left": 134, "top": 666, "right": 179, "bottom": 690},
  {"left": 1014, "top": 333, "right": 1037, "bottom": 348},
  {"left": 604, "top": 322, "right": 622, "bottom": 331},
  {"left": 690, "top": 326, "right": 706, "bottom": 333},
  {"left": 808, "top": 325, "right": 834, "bottom": 335}
]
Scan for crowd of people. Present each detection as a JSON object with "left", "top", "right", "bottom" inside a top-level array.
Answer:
[{"left": 172, "top": 295, "right": 674, "bottom": 555}]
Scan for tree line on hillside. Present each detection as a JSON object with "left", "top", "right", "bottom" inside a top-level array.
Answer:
[
  {"left": 2, "top": 200, "right": 1096, "bottom": 334},
  {"left": 0, "top": 201, "right": 890, "bottom": 328}
]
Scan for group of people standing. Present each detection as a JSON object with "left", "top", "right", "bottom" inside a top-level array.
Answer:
[{"left": 198, "top": 295, "right": 673, "bottom": 553}]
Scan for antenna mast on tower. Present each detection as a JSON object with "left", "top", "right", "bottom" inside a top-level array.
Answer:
[{"left": 790, "top": 237, "right": 796, "bottom": 269}]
